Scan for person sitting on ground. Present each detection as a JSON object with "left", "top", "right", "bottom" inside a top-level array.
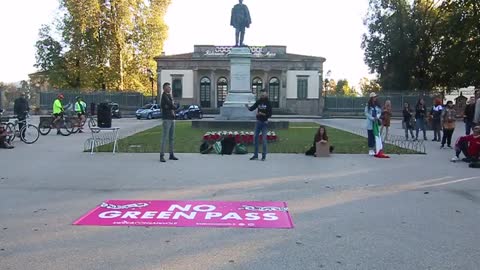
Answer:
[
  {"left": 451, "top": 125, "right": 480, "bottom": 165},
  {"left": 0, "top": 111, "right": 14, "bottom": 149},
  {"left": 305, "top": 126, "right": 334, "bottom": 156}
]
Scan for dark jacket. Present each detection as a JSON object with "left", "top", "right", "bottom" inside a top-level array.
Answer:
[
  {"left": 403, "top": 108, "right": 414, "bottom": 128},
  {"left": 248, "top": 98, "right": 272, "bottom": 122},
  {"left": 14, "top": 97, "right": 29, "bottom": 117},
  {"left": 415, "top": 104, "right": 427, "bottom": 119},
  {"left": 464, "top": 103, "right": 476, "bottom": 122},
  {"left": 160, "top": 92, "right": 175, "bottom": 120}
]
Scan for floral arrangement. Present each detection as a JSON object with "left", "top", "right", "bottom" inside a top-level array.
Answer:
[{"left": 202, "top": 131, "right": 278, "bottom": 144}]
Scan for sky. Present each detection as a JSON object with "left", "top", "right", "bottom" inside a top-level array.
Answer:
[{"left": 0, "top": 0, "right": 374, "bottom": 87}]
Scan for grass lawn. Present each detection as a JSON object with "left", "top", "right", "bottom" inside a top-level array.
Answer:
[{"left": 97, "top": 121, "right": 415, "bottom": 154}]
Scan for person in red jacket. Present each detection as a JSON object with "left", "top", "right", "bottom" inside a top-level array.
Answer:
[{"left": 451, "top": 125, "right": 480, "bottom": 163}]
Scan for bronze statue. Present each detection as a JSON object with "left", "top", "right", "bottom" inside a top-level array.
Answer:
[{"left": 230, "top": 0, "right": 251, "bottom": 47}]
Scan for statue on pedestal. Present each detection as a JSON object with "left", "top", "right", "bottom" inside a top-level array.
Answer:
[{"left": 230, "top": 0, "right": 251, "bottom": 47}]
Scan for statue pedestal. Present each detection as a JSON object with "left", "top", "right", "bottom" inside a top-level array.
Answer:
[{"left": 217, "top": 47, "right": 256, "bottom": 120}]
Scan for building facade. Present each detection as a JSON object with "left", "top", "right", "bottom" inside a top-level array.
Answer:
[{"left": 155, "top": 45, "right": 326, "bottom": 115}]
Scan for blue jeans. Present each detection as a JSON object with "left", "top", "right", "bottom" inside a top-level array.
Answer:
[
  {"left": 253, "top": 120, "right": 268, "bottom": 158},
  {"left": 465, "top": 121, "right": 473, "bottom": 135},
  {"left": 367, "top": 129, "right": 375, "bottom": 148},
  {"left": 415, "top": 118, "right": 427, "bottom": 139}
]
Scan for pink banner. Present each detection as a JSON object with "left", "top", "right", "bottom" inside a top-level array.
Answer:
[{"left": 73, "top": 200, "right": 294, "bottom": 229}]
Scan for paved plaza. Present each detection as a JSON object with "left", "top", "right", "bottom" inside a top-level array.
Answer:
[{"left": 1, "top": 118, "right": 479, "bottom": 270}]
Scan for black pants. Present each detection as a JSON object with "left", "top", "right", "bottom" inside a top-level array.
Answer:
[
  {"left": 455, "top": 140, "right": 479, "bottom": 162},
  {"left": 17, "top": 115, "right": 26, "bottom": 138},
  {"left": 441, "top": 129, "right": 454, "bottom": 147}
]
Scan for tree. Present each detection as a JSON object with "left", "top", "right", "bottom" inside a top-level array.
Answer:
[
  {"left": 35, "top": 0, "right": 171, "bottom": 92},
  {"left": 435, "top": 0, "right": 480, "bottom": 88},
  {"left": 362, "top": 0, "right": 445, "bottom": 91},
  {"left": 360, "top": 77, "right": 382, "bottom": 96},
  {"left": 323, "top": 79, "right": 337, "bottom": 96},
  {"left": 335, "top": 79, "right": 356, "bottom": 96}
]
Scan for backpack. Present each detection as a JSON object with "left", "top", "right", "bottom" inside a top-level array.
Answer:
[
  {"left": 213, "top": 141, "right": 222, "bottom": 154},
  {"left": 200, "top": 141, "right": 213, "bottom": 154},
  {"left": 234, "top": 143, "right": 248, "bottom": 154},
  {"left": 221, "top": 137, "right": 236, "bottom": 155}
]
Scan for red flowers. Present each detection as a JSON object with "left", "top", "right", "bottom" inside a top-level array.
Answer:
[{"left": 203, "top": 131, "right": 278, "bottom": 144}]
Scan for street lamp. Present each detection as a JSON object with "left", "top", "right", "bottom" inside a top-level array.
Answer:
[{"left": 146, "top": 69, "right": 155, "bottom": 103}]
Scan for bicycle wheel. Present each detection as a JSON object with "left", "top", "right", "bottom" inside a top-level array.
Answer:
[
  {"left": 20, "top": 124, "right": 40, "bottom": 144},
  {"left": 68, "top": 118, "right": 80, "bottom": 134},
  {"left": 58, "top": 119, "right": 72, "bottom": 136},
  {"left": 5, "top": 123, "right": 15, "bottom": 142},
  {"left": 38, "top": 120, "right": 52, "bottom": 135}
]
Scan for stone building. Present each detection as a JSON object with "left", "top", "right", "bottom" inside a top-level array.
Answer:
[{"left": 154, "top": 45, "right": 326, "bottom": 115}]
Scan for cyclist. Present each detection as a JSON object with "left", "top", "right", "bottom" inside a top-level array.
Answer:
[
  {"left": 52, "top": 94, "right": 65, "bottom": 135},
  {"left": 74, "top": 96, "right": 87, "bottom": 133}
]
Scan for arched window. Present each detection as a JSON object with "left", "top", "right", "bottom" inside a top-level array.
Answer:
[
  {"left": 252, "top": 77, "right": 263, "bottom": 98},
  {"left": 217, "top": 77, "right": 228, "bottom": 107},
  {"left": 200, "top": 77, "right": 211, "bottom": 108},
  {"left": 268, "top": 77, "right": 280, "bottom": 108}
]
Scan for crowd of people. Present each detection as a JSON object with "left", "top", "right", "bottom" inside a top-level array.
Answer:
[{"left": 365, "top": 90, "right": 480, "bottom": 167}]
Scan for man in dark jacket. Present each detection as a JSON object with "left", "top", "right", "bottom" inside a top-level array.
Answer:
[
  {"left": 464, "top": 96, "right": 476, "bottom": 135},
  {"left": 160, "top": 82, "right": 178, "bottom": 163},
  {"left": 245, "top": 90, "right": 272, "bottom": 161},
  {"left": 13, "top": 93, "right": 29, "bottom": 137}
]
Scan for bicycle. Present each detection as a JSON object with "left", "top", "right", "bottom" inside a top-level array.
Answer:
[
  {"left": 68, "top": 113, "right": 98, "bottom": 134},
  {"left": 4, "top": 113, "right": 40, "bottom": 144},
  {"left": 38, "top": 114, "right": 72, "bottom": 136}
]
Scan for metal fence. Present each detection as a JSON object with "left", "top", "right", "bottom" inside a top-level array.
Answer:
[
  {"left": 324, "top": 93, "right": 438, "bottom": 114},
  {"left": 40, "top": 91, "right": 153, "bottom": 111}
]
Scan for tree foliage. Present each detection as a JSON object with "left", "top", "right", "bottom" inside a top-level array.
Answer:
[
  {"left": 360, "top": 77, "right": 381, "bottom": 96},
  {"left": 35, "top": 0, "right": 171, "bottom": 92},
  {"left": 362, "top": 0, "right": 480, "bottom": 91}
]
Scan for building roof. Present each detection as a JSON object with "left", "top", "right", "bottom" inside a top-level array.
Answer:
[{"left": 155, "top": 45, "right": 326, "bottom": 62}]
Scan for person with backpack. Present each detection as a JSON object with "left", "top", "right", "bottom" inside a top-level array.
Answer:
[
  {"left": 430, "top": 98, "right": 443, "bottom": 142},
  {"left": 74, "top": 96, "right": 87, "bottom": 133},
  {"left": 245, "top": 90, "right": 272, "bottom": 161}
]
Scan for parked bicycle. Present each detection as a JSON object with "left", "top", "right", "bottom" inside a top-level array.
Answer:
[
  {"left": 4, "top": 112, "right": 40, "bottom": 144},
  {"left": 38, "top": 114, "right": 73, "bottom": 136}
]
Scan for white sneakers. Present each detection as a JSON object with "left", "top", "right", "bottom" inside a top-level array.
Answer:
[
  {"left": 451, "top": 156, "right": 459, "bottom": 162},
  {"left": 369, "top": 150, "right": 375, "bottom": 156}
]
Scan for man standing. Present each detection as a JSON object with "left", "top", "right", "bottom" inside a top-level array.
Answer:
[
  {"left": 474, "top": 90, "right": 480, "bottom": 126},
  {"left": 13, "top": 92, "right": 29, "bottom": 136},
  {"left": 245, "top": 90, "right": 272, "bottom": 161},
  {"left": 160, "top": 82, "right": 178, "bottom": 163},
  {"left": 52, "top": 94, "right": 65, "bottom": 135},
  {"left": 230, "top": 0, "right": 251, "bottom": 47},
  {"left": 464, "top": 96, "right": 476, "bottom": 135}
]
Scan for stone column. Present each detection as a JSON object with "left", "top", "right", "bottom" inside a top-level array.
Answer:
[
  {"left": 280, "top": 69, "right": 287, "bottom": 109},
  {"left": 211, "top": 70, "right": 216, "bottom": 108},
  {"left": 217, "top": 47, "right": 256, "bottom": 120}
]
